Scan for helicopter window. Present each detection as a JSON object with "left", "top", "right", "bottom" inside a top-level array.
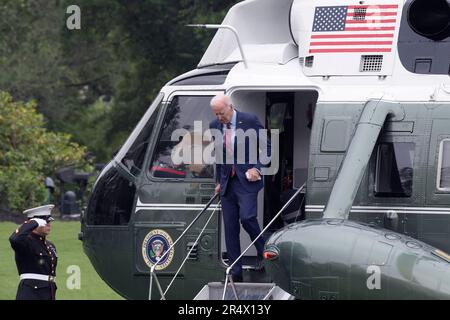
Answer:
[
  {"left": 375, "top": 142, "right": 414, "bottom": 197},
  {"left": 86, "top": 165, "right": 135, "bottom": 225},
  {"left": 437, "top": 139, "right": 450, "bottom": 191},
  {"left": 120, "top": 104, "right": 161, "bottom": 176},
  {"left": 150, "top": 95, "right": 216, "bottom": 180},
  {"left": 116, "top": 93, "right": 163, "bottom": 176}
]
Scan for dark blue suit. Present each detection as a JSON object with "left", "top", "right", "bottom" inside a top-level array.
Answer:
[{"left": 210, "top": 110, "right": 270, "bottom": 278}]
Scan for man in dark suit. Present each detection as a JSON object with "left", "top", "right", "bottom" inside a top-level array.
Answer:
[{"left": 209, "top": 94, "right": 270, "bottom": 282}]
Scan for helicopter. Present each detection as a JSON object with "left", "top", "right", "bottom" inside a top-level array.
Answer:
[{"left": 80, "top": 0, "right": 450, "bottom": 299}]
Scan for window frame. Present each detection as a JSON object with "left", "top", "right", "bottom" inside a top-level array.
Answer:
[
  {"left": 114, "top": 92, "right": 164, "bottom": 181},
  {"left": 147, "top": 90, "right": 224, "bottom": 183},
  {"left": 373, "top": 141, "right": 415, "bottom": 198},
  {"left": 436, "top": 138, "right": 450, "bottom": 192},
  {"left": 85, "top": 162, "right": 137, "bottom": 226}
]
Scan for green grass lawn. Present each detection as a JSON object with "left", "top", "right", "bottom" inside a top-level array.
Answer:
[{"left": 0, "top": 221, "right": 123, "bottom": 300}]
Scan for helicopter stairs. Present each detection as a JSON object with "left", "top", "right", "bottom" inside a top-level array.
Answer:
[
  {"left": 194, "top": 258, "right": 294, "bottom": 300},
  {"left": 194, "top": 282, "right": 294, "bottom": 300},
  {"left": 193, "top": 186, "right": 304, "bottom": 300},
  {"left": 149, "top": 187, "right": 303, "bottom": 300}
]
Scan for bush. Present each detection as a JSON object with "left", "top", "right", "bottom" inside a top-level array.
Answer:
[{"left": 0, "top": 91, "right": 91, "bottom": 212}]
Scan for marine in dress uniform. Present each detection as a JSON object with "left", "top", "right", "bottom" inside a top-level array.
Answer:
[{"left": 9, "top": 204, "right": 58, "bottom": 300}]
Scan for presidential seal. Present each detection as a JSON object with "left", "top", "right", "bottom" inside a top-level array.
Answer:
[{"left": 142, "top": 229, "right": 175, "bottom": 270}]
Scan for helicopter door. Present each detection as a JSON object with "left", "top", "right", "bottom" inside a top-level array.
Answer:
[
  {"left": 426, "top": 118, "right": 450, "bottom": 204},
  {"left": 424, "top": 116, "right": 450, "bottom": 251},
  {"left": 263, "top": 92, "right": 314, "bottom": 228},
  {"left": 264, "top": 93, "right": 295, "bottom": 231}
]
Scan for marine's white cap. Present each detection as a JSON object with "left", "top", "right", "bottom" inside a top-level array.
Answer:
[{"left": 23, "top": 204, "right": 55, "bottom": 221}]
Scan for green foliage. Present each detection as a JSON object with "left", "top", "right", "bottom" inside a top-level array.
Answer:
[
  {"left": 64, "top": 98, "right": 115, "bottom": 164},
  {"left": 0, "top": 0, "right": 79, "bottom": 126},
  {"left": 0, "top": 0, "right": 237, "bottom": 165},
  {"left": 0, "top": 91, "right": 90, "bottom": 212}
]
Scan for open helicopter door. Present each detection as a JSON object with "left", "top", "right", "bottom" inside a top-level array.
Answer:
[{"left": 224, "top": 89, "right": 318, "bottom": 269}]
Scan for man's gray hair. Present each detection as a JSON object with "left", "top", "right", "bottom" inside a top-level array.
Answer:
[{"left": 210, "top": 94, "right": 232, "bottom": 108}]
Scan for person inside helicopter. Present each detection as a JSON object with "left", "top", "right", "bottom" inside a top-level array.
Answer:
[{"left": 151, "top": 131, "right": 214, "bottom": 179}]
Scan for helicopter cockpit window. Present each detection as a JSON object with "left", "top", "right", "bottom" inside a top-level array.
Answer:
[
  {"left": 150, "top": 95, "right": 215, "bottom": 180},
  {"left": 86, "top": 164, "right": 135, "bottom": 225},
  {"left": 375, "top": 142, "right": 414, "bottom": 197},
  {"left": 437, "top": 139, "right": 450, "bottom": 191},
  {"left": 116, "top": 93, "right": 163, "bottom": 176}
]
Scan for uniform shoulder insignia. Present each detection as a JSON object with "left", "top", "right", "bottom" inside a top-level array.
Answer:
[{"left": 15, "top": 229, "right": 19, "bottom": 234}]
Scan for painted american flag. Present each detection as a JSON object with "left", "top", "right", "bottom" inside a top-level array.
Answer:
[{"left": 309, "top": 4, "right": 399, "bottom": 54}]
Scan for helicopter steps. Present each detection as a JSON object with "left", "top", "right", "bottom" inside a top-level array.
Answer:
[{"left": 194, "top": 282, "right": 294, "bottom": 300}]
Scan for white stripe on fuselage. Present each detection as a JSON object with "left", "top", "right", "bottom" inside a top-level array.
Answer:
[{"left": 306, "top": 205, "right": 450, "bottom": 215}]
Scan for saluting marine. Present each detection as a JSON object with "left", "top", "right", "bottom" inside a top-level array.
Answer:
[{"left": 9, "top": 204, "right": 58, "bottom": 300}]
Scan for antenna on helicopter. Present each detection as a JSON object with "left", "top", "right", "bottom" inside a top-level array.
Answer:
[{"left": 186, "top": 24, "right": 248, "bottom": 68}]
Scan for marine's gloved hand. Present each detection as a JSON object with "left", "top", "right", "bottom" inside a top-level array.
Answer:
[{"left": 30, "top": 218, "right": 47, "bottom": 227}]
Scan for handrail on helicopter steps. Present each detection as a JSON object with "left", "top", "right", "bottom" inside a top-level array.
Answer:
[
  {"left": 148, "top": 183, "right": 306, "bottom": 300},
  {"left": 221, "top": 182, "right": 306, "bottom": 300},
  {"left": 148, "top": 193, "right": 220, "bottom": 300}
]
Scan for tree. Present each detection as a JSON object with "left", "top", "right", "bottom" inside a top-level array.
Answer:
[
  {"left": 0, "top": 0, "right": 238, "bottom": 163},
  {"left": 104, "top": 0, "right": 237, "bottom": 154},
  {"left": 0, "top": 91, "right": 90, "bottom": 212}
]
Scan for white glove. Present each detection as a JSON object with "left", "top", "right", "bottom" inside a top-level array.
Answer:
[{"left": 30, "top": 218, "right": 47, "bottom": 227}]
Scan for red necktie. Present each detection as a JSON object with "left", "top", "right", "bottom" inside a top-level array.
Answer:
[{"left": 225, "top": 123, "right": 236, "bottom": 177}]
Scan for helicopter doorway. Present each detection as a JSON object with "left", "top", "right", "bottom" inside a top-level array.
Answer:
[
  {"left": 219, "top": 90, "right": 318, "bottom": 268},
  {"left": 264, "top": 91, "right": 317, "bottom": 229}
]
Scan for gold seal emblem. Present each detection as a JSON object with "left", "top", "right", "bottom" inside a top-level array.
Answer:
[{"left": 142, "top": 229, "right": 174, "bottom": 270}]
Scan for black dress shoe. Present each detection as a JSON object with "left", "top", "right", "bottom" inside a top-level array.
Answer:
[{"left": 255, "top": 256, "right": 265, "bottom": 271}]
